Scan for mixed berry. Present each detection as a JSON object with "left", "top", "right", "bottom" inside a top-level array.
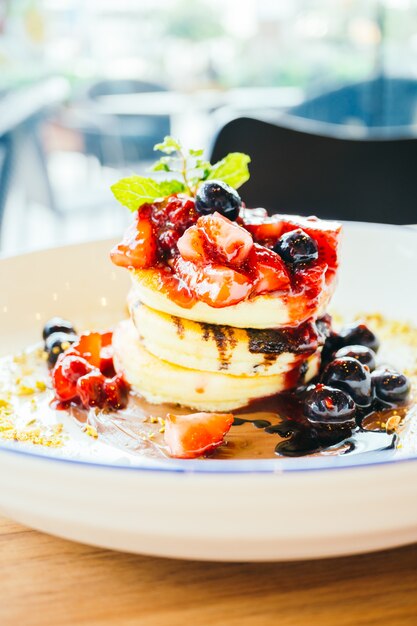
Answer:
[
  {"left": 195, "top": 180, "right": 241, "bottom": 220},
  {"left": 303, "top": 384, "right": 356, "bottom": 426},
  {"left": 44, "top": 319, "right": 129, "bottom": 411},
  {"left": 272, "top": 228, "right": 319, "bottom": 265},
  {"left": 302, "top": 321, "right": 411, "bottom": 443},
  {"left": 40, "top": 140, "right": 413, "bottom": 460},
  {"left": 43, "top": 317, "right": 78, "bottom": 367},
  {"left": 110, "top": 182, "right": 341, "bottom": 310}
]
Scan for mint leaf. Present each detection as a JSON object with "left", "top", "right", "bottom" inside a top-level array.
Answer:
[
  {"left": 154, "top": 136, "right": 181, "bottom": 154},
  {"left": 159, "top": 180, "right": 185, "bottom": 196},
  {"left": 152, "top": 156, "right": 172, "bottom": 172},
  {"left": 112, "top": 140, "right": 251, "bottom": 213},
  {"left": 111, "top": 176, "right": 183, "bottom": 211},
  {"left": 208, "top": 152, "right": 251, "bottom": 189}
]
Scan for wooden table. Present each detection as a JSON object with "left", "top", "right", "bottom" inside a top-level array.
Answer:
[{"left": 1, "top": 517, "right": 417, "bottom": 625}]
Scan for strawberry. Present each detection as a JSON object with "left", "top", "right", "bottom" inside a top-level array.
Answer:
[
  {"left": 50, "top": 329, "right": 128, "bottom": 410},
  {"left": 198, "top": 212, "right": 253, "bottom": 266},
  {"left": 177, "top": 224, "right": 207, "bottom": 263},
  {"left": 175, "top": 257, "right": 252, "bottom": 307},
  {"left": 51, "top": 357, "right": 79, "bottom": 402},
  {"left": 73, "top": 332, "right": 103, "bottom": 369},
  {"left": 244, "top": 219, "right": 285, "bottom": 242},
  {"left": 243, "top": 213, "right": 341, "bottom": 271},
  {"left": 288, "top": 262, "right": 328, "bottom": 321},
  {"left": 110, "top": 218, "right": 157, "bottom": 269},
  {"left": 249, "top": 244, "right": 291, "bottom": 295},
  {"left": 76, "top": 372, "right": 106, "bottom": 408},
  {"left": 164, "top": 412, "right": 234, "bottom": 459}
]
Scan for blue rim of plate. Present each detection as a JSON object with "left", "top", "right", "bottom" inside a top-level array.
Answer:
[
  {"left": 1, "top": 437, "right": 417, "bottom": 474},
  {"left": 0, "top": 221, "right": 416, "bottom": 475}
]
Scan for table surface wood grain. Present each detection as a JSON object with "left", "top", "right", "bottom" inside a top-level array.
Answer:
[{"left": 1, "top": 517, "right": 417, "bottom": 626}]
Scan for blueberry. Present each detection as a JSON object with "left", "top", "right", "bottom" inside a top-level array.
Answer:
[
  {"left": 321, "top": 357, "right": 372, "bottom": 407},
  {"left": 43, "top": 317, "right": 76, "bottom": 341},
  {"left": 334, "top": 345, "right": 376, "bottom": 372},
  {"left": 320, "top": 332, "right": 342, "bottom": 367},
  {"left": 338, "top": 322, "right": 380, "bottom": 353},
  {"left": 273, "top": 229, "right": 318, "bottom": 265},
  {"left": 45, "top": 331, "right": 78, "bottom": 367},
  {"left": 195, "top": 180, "right": 241, "bottom": 220},
  {"left": 371, "top": 368, "right": 411, "bottom": 404},
  {"left": 304, "top": 384, "right": 356, "bottom": 425}
]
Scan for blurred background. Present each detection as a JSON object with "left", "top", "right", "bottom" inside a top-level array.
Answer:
[{"left": 1, "top": 0, "right": 417, "bottom": 255}]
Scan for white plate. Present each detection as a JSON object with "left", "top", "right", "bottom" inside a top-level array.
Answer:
[{"left": 0, "top": 222, "right": 417, "bottom": 561}]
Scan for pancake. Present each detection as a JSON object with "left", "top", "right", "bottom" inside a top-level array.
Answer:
[
  {"left": 113, "top": 319, "right": 321, "bottom": 412},
  {"left": 130, "top": 300, "right": 324, "bottom": 377},
  {"left": 129, "top": 268, "right": 335, "bottom": 330}
]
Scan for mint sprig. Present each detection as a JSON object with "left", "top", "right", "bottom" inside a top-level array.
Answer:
[
  {"left": 209, "top": 152, "right": 251, "bottom": 189},
  {"left": 111, "top": 136, "right": 251, "bottom": 212},
  {"left": 111, "top": 176, "right": 184, "bottom": 213}
]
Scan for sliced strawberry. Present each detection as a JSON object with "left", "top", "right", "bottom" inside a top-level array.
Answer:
[
  {"left": 97, "top": 331, "right": 115, "bottom": 375},
  {"left": 244, "top": 219, "right": 285, "bottom": 242},
  {"left": 177, "top": 224, "right": 207, "bottom": 263},
  {"left": 198, "top": 212, "right": 253, "bottom": 266},
  {"left": 164, "top": 412, "right": 234, "bottom": 459},
  {"left": 249, "top": 244, "right": 291, "bottom": 295},
  {"left": 52, "top": 357, "right": 78, "bottom": 402},
  {"left": 100, "top": 331, "right": 113, "bottom": 347},
  {"left": 175, "top": 257, "right": 252, "bottom": 307},
  {"left": 288, "top": 262, "right": 328, "bottom": 321},
  {"left": 73, "top": 332, "right": 103, "bottom": 369},
  {"left": 243, "top": 212, "right": 341, "bottom": 271},
  {"left": 110, "top": 218, "right": 157, "bottom": 269}
]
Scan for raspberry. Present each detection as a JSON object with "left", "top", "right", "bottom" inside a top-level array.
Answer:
[
  {"left": 76, "top": 372, "right": 106, "bottom": 408},
  {"left": 103, "top": 375, "right": 130, "bottom": 410},
  {"left": 159, "top": 229, "right": 180, "bottom": 253},
  {"left": 61, "top": 355, "right": 93, "bottom": 382},
  {"left": 168, "top": 198, "right": 196, "bottom": 231},
  {"left": 100, "top": 344, "right": 116, "bottom": 377}
]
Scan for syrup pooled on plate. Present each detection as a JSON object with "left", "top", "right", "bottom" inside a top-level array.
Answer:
[{"left": 0, "top": 313, "right": 415, "bottom": 463}]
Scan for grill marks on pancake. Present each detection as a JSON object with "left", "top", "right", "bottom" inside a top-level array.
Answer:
[
  {"left": 246, "top": 321, "right": 319, "bottom": 356},
  {"left": 200, "top": 323, "right": 238, "bottom": 370},
  {"left": 172, "top": 315, "right": 185, "bottom": 339},
  {"left": 171, "top": 314, "right": 323, "bottom": 374}
]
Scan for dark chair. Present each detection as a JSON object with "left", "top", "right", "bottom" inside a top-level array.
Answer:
[
  {"left": 210, "top": 116, "right": 417, "bottom": 224},
  {"left": 290, "top": 77, "right": 417, "bottom": 129},
  {"left": 0, "top": 133, "right": 13, "bottom": 232},
  {"left": 77, "top": 79, "right": 171, "bottom": 167}
]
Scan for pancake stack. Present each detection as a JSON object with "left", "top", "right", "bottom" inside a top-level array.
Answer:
[{"left": 113, "top": 255, "right": 335, "bottom": 411}]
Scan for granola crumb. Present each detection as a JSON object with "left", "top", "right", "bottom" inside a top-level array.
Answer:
[
  {"left": 15, "top": 384, "right": 35, "bottom": 396},
  {"left": 83, "top": 424, "right": 98, "bottom": 439},
  {"left": 386, "top": 415, "right": 402, "bottom": 433}
]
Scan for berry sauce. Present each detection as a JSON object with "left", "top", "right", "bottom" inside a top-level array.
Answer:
[
  {"left": 112, "top": 200, "right": 341, "bottom": 316},
  {"left": 64, "top": 386, "right": 407, "bottom": 462}
]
